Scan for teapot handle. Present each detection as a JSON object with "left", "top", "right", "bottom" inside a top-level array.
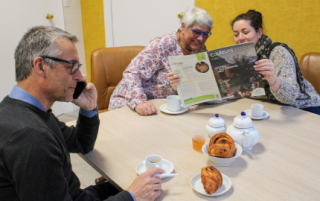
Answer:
[{"left": 242, "top": 131, "right": 251, "bottom": 148}]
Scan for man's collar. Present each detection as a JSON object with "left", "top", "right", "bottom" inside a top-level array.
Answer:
[{"left": 9, "top": 85, "right": 47, "bottom": 112}]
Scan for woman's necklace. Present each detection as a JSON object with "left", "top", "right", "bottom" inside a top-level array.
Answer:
[{"left": 178, "top": 33, "right": 191, "bottom": 54}]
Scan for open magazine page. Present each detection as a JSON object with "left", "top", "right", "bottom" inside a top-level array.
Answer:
[
  {"left": 207, "top": 42, "right": 265, "bottom": 99},
  {"left": 169, "top": 53, "right": 222, "bottom": 108}
]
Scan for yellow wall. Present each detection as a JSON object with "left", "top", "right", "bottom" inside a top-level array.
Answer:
[
  {"left": 80, "top": 0, "right": 320, "bottom": 78},
  {"left": 80, "top": 0, "right": 105, "bottom": 82},
  {"left": 195, "top": 0, "right": 320, "bottom": 60}
]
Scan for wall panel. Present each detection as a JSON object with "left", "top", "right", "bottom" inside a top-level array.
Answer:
[{"left": 80, "top": 0, "right": 105, "bottom": 81}]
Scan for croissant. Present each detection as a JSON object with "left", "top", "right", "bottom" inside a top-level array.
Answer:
[
  {"left": 201, "top": 166, "right": 223, "bottom": 194},
  {"left": 208, "top": 133, "right": 236, "bottom": 158}
]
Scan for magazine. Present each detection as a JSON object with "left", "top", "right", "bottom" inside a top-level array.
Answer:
[{"left": 168, "top": 42, "right": 265, "bottom": 107}]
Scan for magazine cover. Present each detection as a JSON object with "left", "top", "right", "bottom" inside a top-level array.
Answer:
[{"left": 207, "top": 42, "right": 265, "bottom": 99}]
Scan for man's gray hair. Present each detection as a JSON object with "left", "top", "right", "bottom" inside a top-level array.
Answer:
[
  {"left": 179, "top": 7, "right": 213, "bottom": 31},
  {"left": 14, "top": 26, "right": 78, "bottom": 81}
]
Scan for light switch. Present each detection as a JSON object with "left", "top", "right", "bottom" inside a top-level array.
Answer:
[{"left": 64, "top": 0, "right": 70, "bottom": 7}]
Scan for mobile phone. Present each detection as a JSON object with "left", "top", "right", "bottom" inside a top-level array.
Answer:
[{"left": 73, "top": 81, "right": 87, "bottom": 99}]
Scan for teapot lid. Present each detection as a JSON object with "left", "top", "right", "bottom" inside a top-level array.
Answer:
[
  {"left": 208, "top": 114, "right": 225, "bottom": 128},
  {"left": 233, "top": 112, "right": 253, "bottom": 128}
]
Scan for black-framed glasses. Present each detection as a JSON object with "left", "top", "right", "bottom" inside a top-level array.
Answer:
[
  {"left": 41, "top": 56, "right": 82, "bottom": 75},
  {"left": 189, "top": 26, "right": 212, "bottom": 39}
]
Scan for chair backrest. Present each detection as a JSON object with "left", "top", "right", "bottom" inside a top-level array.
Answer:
[
  {"left": 91, "top": 46, "right": 145, "bottom": 112},
  {"left": 299, "top": 52, "right": 320, "bottom": 94}
]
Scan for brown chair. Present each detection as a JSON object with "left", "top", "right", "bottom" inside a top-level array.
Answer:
[
  {"left": 299, "top": 52, "right": 320, "bottom": 94},
  {"left": 91, "top": 46, "right": 145, "bottom": 113}
]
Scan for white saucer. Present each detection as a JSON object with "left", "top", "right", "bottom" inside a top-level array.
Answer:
[
  {"left": 135, "top": 159, "right": 174, "bottom": 177},
  {"left": 244, "top": 109, "right": 269, "bottom": 120},
  {"left": 190, "top": 173, "right": 232, "bottom": 197},
  {"left": 159, "top": 104, "right": 189, "bottom": 114}
]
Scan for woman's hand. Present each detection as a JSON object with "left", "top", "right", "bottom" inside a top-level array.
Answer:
[
  {"left": 135, "top": 102, "right": 158, "bottom": 116},
  {"left": 167, "top": 72, "right": 180, "bottom": 90},
  {"left": 254, "top": 59, "right": 281, "bottom": 91}
]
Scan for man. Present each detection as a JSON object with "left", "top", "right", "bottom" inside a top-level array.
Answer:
[{"left": 0, "top": 26, "right": 163, "bottom": 201}]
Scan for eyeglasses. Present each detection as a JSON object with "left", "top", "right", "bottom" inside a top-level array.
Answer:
[
  {"left": 189, "top": 26, "right": 211, "bottom": 39},
  {"left": 41, "top": 56, "right": 82, "bottom": 75}
]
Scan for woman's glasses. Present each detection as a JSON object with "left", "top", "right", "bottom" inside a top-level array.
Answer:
[
  {"left": 41, "top": 56, "right": 82, "bottom": 75},
  {"left": 189, "top": 26, "right": 211, "bottom": 39}
]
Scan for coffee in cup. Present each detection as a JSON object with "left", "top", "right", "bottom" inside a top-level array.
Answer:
[
  {"left": 145, "top": 155, "right": 163, "bottom": 170},
  {"left": 251, "top": 104, "right": 264, "bottom": 117}
]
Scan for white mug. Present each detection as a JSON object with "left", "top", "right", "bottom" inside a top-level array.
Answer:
[
  {"left": 165, "top": 95, "right": 181, "bottom": 111},
  {"left": 145, "top": 155, "right": 163, "bottom": 170},
  {"left": 251, "top": 104, "right": 264, "bottom": 117}
]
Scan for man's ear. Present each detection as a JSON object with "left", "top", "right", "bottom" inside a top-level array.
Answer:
[{"left": 33, "top": 56, "right": 46, "bottom": 77}]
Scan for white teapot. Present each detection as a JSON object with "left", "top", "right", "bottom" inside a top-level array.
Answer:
[
  {"left": 205, "top": 114, "right": 226, "bottom": 138},
  {"left": 226, "top": 111, "right": 260, "bottom": 151}
]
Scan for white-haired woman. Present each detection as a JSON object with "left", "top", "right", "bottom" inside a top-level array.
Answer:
[{"left": 109, "top": 6, "right": 213, "bottom": 115}]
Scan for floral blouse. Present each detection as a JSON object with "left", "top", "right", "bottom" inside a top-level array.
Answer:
[
  {"left": 253, "top": 46, "right": 320, "bottom": 108},
  {"left": 108, "top": 30, "right": 207, "bottom": 110}
]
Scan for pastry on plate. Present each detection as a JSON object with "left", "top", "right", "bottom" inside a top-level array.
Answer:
[{"left": 201, "top": 166, "right": 223, "bottom": 194}]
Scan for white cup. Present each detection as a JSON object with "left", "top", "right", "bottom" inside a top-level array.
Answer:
[
  {"left": 165, "top": 95, "right": 181, "bottom": 111},
  {"left": 251, "top": 104, "right": 264, "bottom": 117},
  {"left": 145, "top": 155, "right": 163, "bottom": 170}
]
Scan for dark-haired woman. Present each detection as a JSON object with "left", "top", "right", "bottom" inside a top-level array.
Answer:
[{"left": 230, "top": 10, "right": 320, "bottom": 115}]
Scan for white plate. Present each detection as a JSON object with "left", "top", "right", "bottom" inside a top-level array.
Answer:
[
  {"left": 135, "top": 159, "right": 174, "bottom": 177},
  {"left": 244, "top": 109, "right": 269, "bottom": 120},
  {"left": 190, "top": 173, "right": 232, "bottom": 197},
  {"left": 159, "top": 104, "right": 189, "bottom": 114}
]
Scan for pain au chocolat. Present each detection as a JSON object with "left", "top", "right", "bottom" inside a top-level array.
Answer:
[
  {"left": 208, "top": 133, "right": 236, "bottom": 158},
  {"left": 201, "top": 166, "right": 223, "bottom": 194}
]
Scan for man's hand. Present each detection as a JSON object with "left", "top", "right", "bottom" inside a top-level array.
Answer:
[
  {"left": 135, "top": 102, "right": 158, "bottom": 116},
  {"left": 128, "top": 167, "right": 163, "bottom": 201},
  {"left": 72, "top": 75, "right": 98, "bottom": 111}
]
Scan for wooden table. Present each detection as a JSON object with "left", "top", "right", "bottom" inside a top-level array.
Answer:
[{"left": 70, "top": 98, "right": 320, "bottom": 200}]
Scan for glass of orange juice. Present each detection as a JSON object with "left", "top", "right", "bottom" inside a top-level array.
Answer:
[{"left": 191, "top": 129, "right": 206, "bottom": 151}]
